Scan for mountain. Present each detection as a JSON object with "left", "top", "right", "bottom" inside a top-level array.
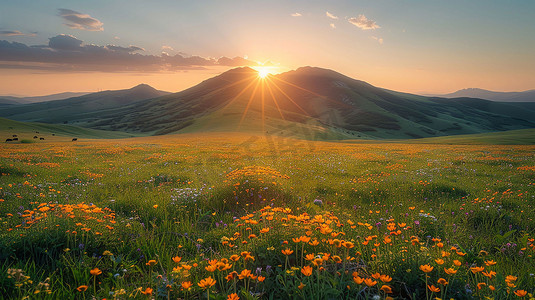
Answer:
[
  {"left": 437, "top": 88, "right": 535, "bottom": 102},
  {"left": 0, "top": 84, "right": 170, "bottom": 125},
  {"left": 1, "top": 67, "right": 534, "bottom": 139}
]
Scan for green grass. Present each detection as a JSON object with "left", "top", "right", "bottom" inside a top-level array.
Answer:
[
  {"left": 0, "top": 117, "right": 142, "bottom": 140},
  {"left": 0, "top": 133, "right": 534, "bottom": 299},
  {"left": 407, "top": 128, "right": 535, "bottom": 145}
]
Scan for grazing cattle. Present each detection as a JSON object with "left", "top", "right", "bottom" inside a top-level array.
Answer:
[
  {"left": 52, "top": 134, "right": 55, "bottom": 136},
  {"left": 5, "top": 138, "right": 12, "bottom": 142},
  {"left": 35, "top": 131, "right": 39, "bottom": 133},
  {"left": 39, "top": 137, "right": 44, "bottom": 140},
  {"left": 12, "top": 134, "right": 17, "bottom": 137},
  {"left": 13, "top": 138, "right": 18, "bottom": 141},
  {"left": 72, "top": 138, "right": 78, "bottom": 141},
  {"left": 33, "top": 136, "right": 38, "bottom": 139}
]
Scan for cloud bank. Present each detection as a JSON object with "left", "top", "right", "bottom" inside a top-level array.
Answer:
[
  {"left": 348, "top": 15, "right": 380, "bottom": 30},
  {"left": 58, "top": 9, "right": 104, "bottom": 31},
  {"left": 0, "top": 35, "right": 255, "bottom": 72}
]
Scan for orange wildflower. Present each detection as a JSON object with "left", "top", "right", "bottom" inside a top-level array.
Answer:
[
  {"left": 281, "top": 249, "right": 294, "bottom": 255},
  {"left": 364, "top": 278, "right": 377, "bottom": 287},
  {"left": 227, "top": 293, "right": 240, "bottom": 300},
  {"left": 301, "top": 266, "right": 313, "bottom": 277},
  {"left": 444, "top": 268, "right": 457, "bottom": 275},
  {"left": 470, "top": 266, "right": 484, "bottom": 274},
  {"left": 90, "top": 268, "right": 102, "bottom": 276},
  {"left": 514, "top": 290, "right": 528, "bottom": 297},
  {"left": 419, "top": 264, "right": 433, "bottom": 273},
  {"left": 428, "top": 285, "right": 440, "bottom": 292},
  {"left": 198, "top": 277, "right": 216, "bottom": 289},
  {"left": 77, "top": 285, "right": 88, "bottom": 292},
  {"left": 180, "top": 281, "right": 193, "bottom": 290},
  {"left": 380, "top": 285, "right": 393, "bottom": 294},
  {"left": 140, "top": 287, "right": 153, "bottom": 295},
  {"left": 485, "top": 260, "right": 497, "bottom": 266}
]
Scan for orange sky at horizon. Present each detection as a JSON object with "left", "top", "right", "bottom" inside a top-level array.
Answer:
[{"left": 2, "top": 63, "right": 534, "bottom": 97}]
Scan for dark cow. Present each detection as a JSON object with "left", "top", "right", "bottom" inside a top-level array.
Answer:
[
  {"left": 72, "top": 138, "right": 78, "bottom": 141},
  {"left": 12, "top": 134, "right": 17, "bottom": 137},
  {"left": 5, "top": 138, "right": 12, "bottom": 142},
  {"left": 39, "top": 137, "right": 44, "bottom": 140},
  {"left": 33, "top": 136, "right": 38, "bottom": 139},
  {"left": 13, "top": 138, "right": 18, "bottom": 141},
  {"left": 35, "top": 131, "right": 39, "bottom": 133}
]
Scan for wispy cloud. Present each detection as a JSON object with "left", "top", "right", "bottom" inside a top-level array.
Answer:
[
  {"left": 372, "top": 36, "right": 383, "bottom": 44},
  {"left": 0, "top": 30, "right": 36, "bottom": 37},
  {"left": 291, "top": 13, "right": 302, "bottom": 17},
  {"left": 348, "top": 15, "right": 380, "bottom": 30},
  {"left": 326, "top": 12, "right": 338, "bottom": 20},
  {"left": 0, "top": 35, "right": 254, "bottom": 72},
  {"left": 0, "top": 30, "right": 24, "bottom": 36},
  {"left": 330, "top": 23, "right": 336, "bottom": 29},
  {"left": 58, "top": 9, "right": 104, "bottom": 31}
]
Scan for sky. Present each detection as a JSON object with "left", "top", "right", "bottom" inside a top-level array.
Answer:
[{"left": 1, "top": 0, "right": 534, "bottom": 96}]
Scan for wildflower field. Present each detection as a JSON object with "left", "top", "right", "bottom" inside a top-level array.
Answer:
[{"left": 1, "top": 133, "right": 534, "bottom": 299}]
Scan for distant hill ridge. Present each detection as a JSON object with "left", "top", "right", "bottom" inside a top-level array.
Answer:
[{"left": 437, "top": 88, "right": 535, "bottom": 102}]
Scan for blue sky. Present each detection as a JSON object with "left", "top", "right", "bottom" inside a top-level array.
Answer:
[{"left": 1, "top": 0, "right": 534, "bottom": 95}]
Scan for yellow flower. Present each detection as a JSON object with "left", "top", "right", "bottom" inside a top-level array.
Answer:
[
  {"left": 198, "top": 277, "right": 216, "bottom": 289},
  {"left": 419, "top": 264, "right": 434, "bottom": 273}
]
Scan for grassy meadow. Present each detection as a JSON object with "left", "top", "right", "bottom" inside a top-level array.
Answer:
[{"left": 1, "top": 132, "right": 534, "bottom": 299}]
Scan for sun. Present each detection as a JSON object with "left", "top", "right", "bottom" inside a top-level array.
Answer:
[
  {"left": 252, "top": 65, "right": 280, "bottom": 79},
  {"left": 257, "top": 68, "right": 270, "bottom": 79}
]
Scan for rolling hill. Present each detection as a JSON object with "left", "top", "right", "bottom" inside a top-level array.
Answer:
[
  {"left": 0, "top": 84, "right": 169, "bottom": 124},
  {"left": 1, "top": 67, "right": 534, "bottom": 140}
]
